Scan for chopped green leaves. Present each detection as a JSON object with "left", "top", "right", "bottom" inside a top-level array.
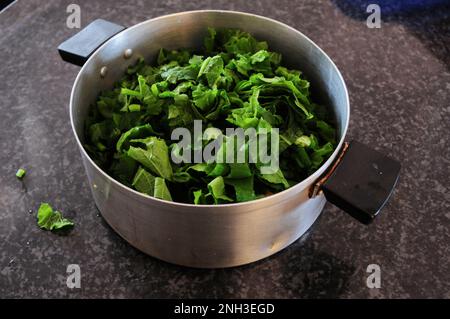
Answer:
[
  {"left": 16, "top": 168, "right": 26, "bottom": 179},
  {"left": 225, "top": 176, "right": 256, "bottom": 202},
  {"left": 132, "top": 167, "right": 172, "bottom": 200},
  {"left": 37, "top": 203, "right": 74, "bottom": 231},
  {"left": 192, "top": 84, "right": 218, "bottom": 111},
  {"left": 116, "top": 124, "right": 156, "bottom": 152},
  {"left": 207, "top": 176, "right": 233, "bottom": 204},
  {"left": 127, "top": 137, "right": 173, "bottom": 180},
  {"left": 84, "top": 28, "right": 337, "bottom": 204},
  {"left": 154, "top": 177, "right": 172, "bottom": 201},
  {"left": 198, "top": 55, "right": 224, "bottom": 87}
]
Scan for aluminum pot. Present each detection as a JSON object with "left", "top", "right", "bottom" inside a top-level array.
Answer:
[{"left": 59, "top": 10, "right": 400, "bottom": 268}]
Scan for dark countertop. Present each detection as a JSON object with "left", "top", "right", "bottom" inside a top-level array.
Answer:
[{"left": 0, "top": 0, "right": 449, "bottom": 298}]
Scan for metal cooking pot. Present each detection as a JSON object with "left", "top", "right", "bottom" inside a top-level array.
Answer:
[{"left": 59, "top": 10, "right": 400, "bottom": 268}]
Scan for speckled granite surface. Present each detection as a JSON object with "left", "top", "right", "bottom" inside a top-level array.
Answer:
[{"left": 0, "top": 0, "right": 449, "bottom": 298}]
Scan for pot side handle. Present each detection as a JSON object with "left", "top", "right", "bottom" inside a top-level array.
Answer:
[
  {"left": 313, "top": 141, "right": 401, "bottom": 224},
  {"left": 58, "top": 19, "right": 125, "bottom": 66}
]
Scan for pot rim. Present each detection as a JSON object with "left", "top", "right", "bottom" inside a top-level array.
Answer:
[{"left": 69, "top": 9, "right": 350, "bottom": 210}]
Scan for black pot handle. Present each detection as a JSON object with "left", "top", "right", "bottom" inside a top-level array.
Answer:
[
  {"left": 310, "top": 141, "right": 401, "bottom": 224},
  {"left": 58, "top": 19, "right": 125, "bottom": 66}
]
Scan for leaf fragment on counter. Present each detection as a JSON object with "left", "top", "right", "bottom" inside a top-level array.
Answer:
[
  {"left": 37, "top": 203, "right": 74, "bottom": 231},
  {"left": 16, "top": 168, "right": 26, "bottom": 179}
]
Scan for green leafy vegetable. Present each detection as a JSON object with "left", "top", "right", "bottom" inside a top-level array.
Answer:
[
  {"left": 225, "top": 176, "right": 256, "bottom": 202},
  {"left": 154, "top": 177, "right": 173, "bottom": 201},
  {"left": 132, "top": 166, "right": 172, "bottom": 200},
  {"left": 84, "top": 28, "right": 337, "bottom": 204},
  {"left": 37, "top": 203, "right": 74, "bottom": 231},
  {"left": 16, "top": 168, "right": 26, "bottom": 179},
  {"left": 127, "top": 136, "right": 173, "bottom": 180},
  {"left": 207, "top": 176, "right": 233, "bottom": 204}
]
